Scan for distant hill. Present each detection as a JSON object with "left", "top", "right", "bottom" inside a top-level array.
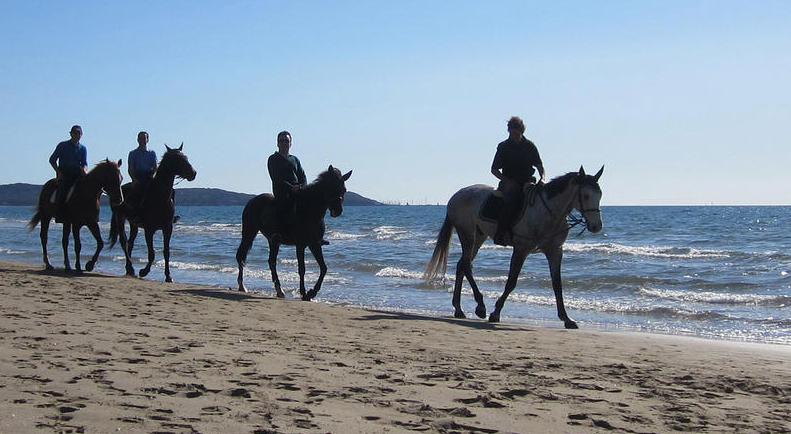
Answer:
[{"left": 0, "top": 183, "right": 383, "bottom": 207}]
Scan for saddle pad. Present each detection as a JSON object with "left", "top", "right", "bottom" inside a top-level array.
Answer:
[{"left": 480, "top": 192, "right": 504, "bottom": 222}]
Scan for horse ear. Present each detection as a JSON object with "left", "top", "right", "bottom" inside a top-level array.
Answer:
[
  {"left": 179, "top": 142, "right": 183, "bottom": 151},
  {"left": 165, "top": 143, "right": 172, "bottom": 151},
  {"left": 328, "top": 165, "right": 334, "bottom": 172},
  {"left": 579, "top": 165, "right": 586, "bottom": 177},
  {"left": 593, "top": 165, "right": 604, "bottom": 182},
  {"left": 342, "top": 170, "right": 352, "bottom": 181},
  {"left": 118, "top": 159, "right": 123, "bottom": 168}
]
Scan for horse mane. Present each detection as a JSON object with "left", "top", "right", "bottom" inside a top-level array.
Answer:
[
  {"left": 310, "top": 167, "right": 340, "bottom": 186},
  {"left": 543, "top": 171, "right": 602, "bottom": 199},
  {"left": 544, "top": 172, "right": 578, "bottom": 199},
  {"left": 87, "top": 159, "right": 118, "bottom": 174}
]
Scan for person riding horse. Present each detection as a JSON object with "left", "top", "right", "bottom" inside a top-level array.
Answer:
[
  {"left": 267, "top": 131, "right": 330, "bottom": 246},
  {"left": 49, "top": 125, "right": 88, "bottom": 223},
  {"left": 127, "top": 131, "right": 158, "bottom": 214},
  {"left": 490, "top": 116, "right": 545, "bottom": 246},
  {"left": 267, "top": 130, "right": 307, "bottom": 243}
]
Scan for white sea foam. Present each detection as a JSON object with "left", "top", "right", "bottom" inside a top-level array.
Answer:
[
  {"left": 639, "top": 287, "right": 790, "bottom": 306},
  {"left": 375, "top": 267, "right": 423, "bottom": 279},
  {"left": 564, "top": 242, "right": 730, "bottom": 259},
  {"left": 373, "top": 225, "right": 410, "bottom": 241}
]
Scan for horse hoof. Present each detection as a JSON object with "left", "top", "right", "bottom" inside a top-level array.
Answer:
[
  {"left": 276, "top": 292, "right": 285, "bottom": 298},
  {"left": 85, "top": 261, "right": 95, "bottom": 272},
  {"left": 564, "top": 320, "right": 579, "bottom": 329},
  {"left": 488, "top": 313, "right": 501, "bottom": 323},
  {"left": 454, "top": 311, "right": 466, "bottom": 319},
  {"left": 45, "top": 264, "right": 54, "bottom": 271},
  {"left": 139, "top": 269, "right": 149, "bottom": 278},
  {"left": 165, "top": 276, "right": 173, "bottom": 283},
  {"left": 475, "top": 306, "right": 487, "bottom": 319}
]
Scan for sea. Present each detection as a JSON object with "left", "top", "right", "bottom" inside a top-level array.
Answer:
[{"left": 1, "top": 205, "right": 789, "bottom": 345}]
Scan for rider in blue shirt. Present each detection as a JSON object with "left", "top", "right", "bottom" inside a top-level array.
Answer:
[
  {"left": 49, "top": 125, "right": 88, "bottom": 222},
  {"left": 127, "top": 131, "right": 158, "bottom": 211}
]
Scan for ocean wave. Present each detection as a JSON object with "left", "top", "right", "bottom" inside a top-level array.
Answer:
[
  {"left": 327, "top": 231, "right": 366, "bottom": 240},
  {"left": 564, "top": 242, "right": 731, "bottom": 259},
  {"left": 177, "top": 223, "right": 242, "bottom": 236},
  {"left": 638, "top": 287, "right": 790, "bottom": 307},
  {"left": 455, "top": 288, "right": 735, "bottom": 321},
  {"left": 373, "top": 225, "right": 411, "bottom": 241},
  {"left": 375, "top": 266, "right": 423, "bottom": 280}
]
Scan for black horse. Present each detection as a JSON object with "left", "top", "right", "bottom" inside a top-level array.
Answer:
[
  {"left": 236, "top": 165, "right": 352, "bottom": 300},
  {"left": 28, "top": 159, "right": 124, "bottom": 273},
  {"left": 109, "top": 144, "right": 196, "bottom": 282}
]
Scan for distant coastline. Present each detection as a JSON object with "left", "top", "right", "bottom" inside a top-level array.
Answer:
[{"left": 0, "top": 183, "right": 383, "bottom": 207}]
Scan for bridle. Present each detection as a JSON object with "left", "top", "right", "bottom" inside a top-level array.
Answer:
[{"left": 568, "top": 179, "right": 601, "bottom": 235}]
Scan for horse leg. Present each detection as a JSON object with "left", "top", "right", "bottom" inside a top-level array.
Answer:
[
  {"left": 296, "top": 247, "right": 308, "bottom": 300},
  {"left": 61, "top": 224, "right": 72, "bottom": 273},
  {"left": 116, "top": 213, "right": 135, "bottom": 276},
  {"left": 489, "top": 248, "right": 529, "bottom": 323},
  {"left": 163, "top": 224, "right": 173, "bottom": 283},
  {"left": 304, "top": 244, "right": 327, "bottom": 301},
  {"left": 39, "top": 217, "right": 53, "bottom": 270},
  {"left": 453, "top": 258, "right": 467, "bottom": 318},
  {"left": 235, "top": 225, "right": 258, "bottom": 292},
  {"left": 72, "top": 224, "right": 83, "bottom": 274},
  {"left": 138, "top": 229, "right": 156, "bottom": 279},
  {"left": 84, "top": 222, "right": 103, "bottom": 272},
  {"left": 465, "top": 237, "right": 488, "bottom": 319},
  {"left": 545, "top": 247, "right": 577, "bottom": 329},
  {"left": 267, "top": 240, "right": 284, "bottom": 297},
  {"left": 453, "top": 234, "right": 486, "bottom": 319},
  {"left": 127, "top": 224, "right": 138, "bottom": 258}
]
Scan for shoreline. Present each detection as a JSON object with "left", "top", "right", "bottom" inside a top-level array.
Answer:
[{"left": 1, "top": 259, "right": 790, "bottom": 433}]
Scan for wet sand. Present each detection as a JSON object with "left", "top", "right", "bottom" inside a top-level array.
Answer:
[{"left": 1, "top": 259, "right": 789, "bottom": 433}]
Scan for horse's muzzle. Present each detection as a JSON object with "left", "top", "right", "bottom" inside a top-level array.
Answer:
[{"left": 587, "top": 219, "right": 603, "bottom": 233}]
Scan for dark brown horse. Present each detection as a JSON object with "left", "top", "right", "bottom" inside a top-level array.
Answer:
[
  {"left": 109, "top": 144, "right": 196, "bottom": 282},
  {"left": 28, "top": 159, "right": 124, "bottom": 273},
  {"left": 236, "top": 165, "right": 352, "bottom": 300}
]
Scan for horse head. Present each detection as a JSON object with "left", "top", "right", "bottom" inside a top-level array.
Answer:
[
  {"left": 321, "top": 165, "right": 352, "bottom": 217},
  {"left": 91, "top": 158, "right": 124, "bottom": 206},
  {"left": 162, "top": 143, "right": 197, "bottom": 182},
  {"left": 575, "top": 165, "right": 604, "bottom": 233}
]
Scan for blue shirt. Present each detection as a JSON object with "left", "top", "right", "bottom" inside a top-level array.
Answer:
[
  {"left": 49, "top": 140, "right": 87, "bottom": 174},
  {"left": 128, "top": 148, "right": 158, "bottom": 182}
]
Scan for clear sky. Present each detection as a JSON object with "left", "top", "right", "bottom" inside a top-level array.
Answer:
[{"left": 1, "top": 1, "right": 789, "bottom": 205}]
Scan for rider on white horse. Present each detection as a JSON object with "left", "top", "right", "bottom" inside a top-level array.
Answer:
[{"left": 490, "top": 116, "right": 545, "bottom": 246}]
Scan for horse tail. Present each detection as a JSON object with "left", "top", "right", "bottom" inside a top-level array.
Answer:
[
  {"left": 424, "top": 214, "right": 454, "bottom": 283},
  {"left": 27, "top": 206, "right": 42, "bottom": 231},
  {"left": 108, "top": 211, "right": 119, "bottom": 249}
]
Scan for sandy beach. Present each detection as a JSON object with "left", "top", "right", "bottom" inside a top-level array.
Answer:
[{"left": 0, "top": 260, "right": 789, "bottom": 433}]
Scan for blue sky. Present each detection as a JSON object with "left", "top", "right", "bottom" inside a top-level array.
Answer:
[{"left": 1, "top": 1, "right": 789, "bottom": 205}]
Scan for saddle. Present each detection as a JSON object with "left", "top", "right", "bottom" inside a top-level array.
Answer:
[{"left": 479, "top": 183, "right": 543, "bottom": 222}]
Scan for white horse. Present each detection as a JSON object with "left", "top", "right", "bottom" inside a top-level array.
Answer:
[{"left": 424, "top": 166, "right": 604, "bottom": 329}]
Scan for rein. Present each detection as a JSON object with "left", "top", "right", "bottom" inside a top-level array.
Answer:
[{"left": 536, "top": 179, "right": 599, "bottom": 238}]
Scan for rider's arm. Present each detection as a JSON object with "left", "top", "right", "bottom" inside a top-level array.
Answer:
[{"left": 49, "top": 145, "right": 60, "bottom": 174}]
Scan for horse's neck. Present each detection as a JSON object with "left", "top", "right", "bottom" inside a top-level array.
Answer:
[
  {"left": 153, "top": 171, "right": 176, "bottom": 193},
  {"left": 545, "top": 183, "right": 577, "bottom": 218},
  {"left": 296, "top": 184, "right": 328, "bottom": 217},
  {"left": 80, "top": 171, "right": 104, "bottom": 200},
  {"left": 518, "top": 183, "right": 577, "bottom": 231}
]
